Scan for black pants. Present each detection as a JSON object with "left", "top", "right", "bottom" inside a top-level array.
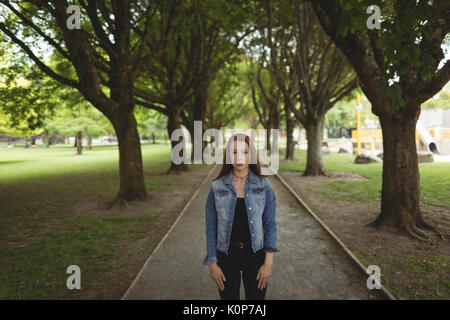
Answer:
[{"left": 217, "top": 244, "right": 267, "bottom": 300}]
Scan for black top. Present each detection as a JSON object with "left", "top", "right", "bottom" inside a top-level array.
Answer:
[{"left": 229, "top": 197, "right": 252, "bottom": 245}]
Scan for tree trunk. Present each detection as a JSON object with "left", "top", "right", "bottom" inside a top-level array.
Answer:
[
  {"left": 189, "top": 81, "right": 209, "bottom": 162},
  {"left": 285, "top": 113, "right": 295, "bottom": 161},
  {"left": 371, "top": 108, "right": 432, "bottom": 239},
  {"left": 87, "top": 136, "right": 92, "bottom": 150},
  {"left": 167, "top": 108, "right": 190, "bottom": 174},
  {"left": 76, "top": 131, "right": 83, "bottom": 155},
  {"left": 304, "top": 116, "right": 326, "bottom": 176},
  {"left": 45, "top": 129, "right": 51, "bottom": 148},
  {"left": 186, "top": 122, "right": 196, "bottom": 163},
  {"left": 266, "top": 127, "right": 272, "bottom": 153},
  {"left": 272, "top": 106, "right": 281, "bottom": 151},
  {"left": 189, "top": 128, "right": 208, "bottom": 163},
  {"left": 108, "top": 110, "right": 147, "bottom": 207}
]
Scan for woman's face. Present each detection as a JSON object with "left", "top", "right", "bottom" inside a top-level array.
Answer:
[{"left": 230, "top": 139, "right": 250, "bottom": 172}]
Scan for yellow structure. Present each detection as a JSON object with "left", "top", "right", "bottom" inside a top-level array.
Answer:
[
  {"left": 350, "top": 104, "right": 450, "bottom": 155},
  {"left": 355, "top": 95, "right": 362, "bottom": 155},
  {"left": 352, "top": 95, "right": 381, "bottom": 154},
  {"left": 351, "top": 129, "right": 382, "bottom": 146}
]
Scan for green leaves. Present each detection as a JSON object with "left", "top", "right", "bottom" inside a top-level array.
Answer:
[
  {"left": 387, "top": 82, "right": 405, "bottom": 110},
  {"left": 324, "top": 0, "right": 449, "bottom": 111},
  {"left": 376, "top": 81, "right": 405, "bottom": 112},
  {"left": 337, "top": 0, "right": 376, "bottom": 37},
  {"left": 0, "top": 63, "right": 56, "bottom": 133}
]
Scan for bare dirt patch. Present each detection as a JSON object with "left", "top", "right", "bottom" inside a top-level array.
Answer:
[
  {"left": 279, "top": 170, "right": 450, "bottom": 300},
  {"left": 71, "top": 168, "right": 209, "bottom": 218},
  {"left": 323, "top": 171, "right": 367, "bottom": 181}
]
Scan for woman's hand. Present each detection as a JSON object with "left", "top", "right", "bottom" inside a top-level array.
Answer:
[
  {"left": 256, "top": 263, "right": 272, "bottom": 290},
  {"left": 209, "top": 263, "right": 226, "bottom": 291}
]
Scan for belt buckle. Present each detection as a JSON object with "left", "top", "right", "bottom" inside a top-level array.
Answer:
[{"left": 238, "top": 242, "right": 244, "bottom": 248}]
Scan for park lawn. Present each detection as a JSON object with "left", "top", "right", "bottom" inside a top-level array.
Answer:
[
  {"left": 353, "top": 250, "right": 450, "bottom": 299},
  {"left": 280, "top": 148, "right": 450, "bottom": 209},
  {"left": 0, "top": 142, "right": 206, "bottom": 299}
]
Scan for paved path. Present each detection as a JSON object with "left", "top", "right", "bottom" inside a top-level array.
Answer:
[{"left": 123, "top": 165, "right": 373, "bottom": 300}]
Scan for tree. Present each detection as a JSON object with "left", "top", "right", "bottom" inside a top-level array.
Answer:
[
  {"left": 266, "top": 0, "right": 358, "bottom": 175},
  {"left": 284, "top": 106, "right": 297, "bottom": 160},
  {"left": 135, "top": 108, "right": 167, "bottom": 142},
  {"left": 0, "top": 0, "right": 182, "bottom": 207},
  {"left": 0, "top": 108, "right": 43, "bottom": 141},
  {"left": 182, "top": 1, "right": 255, "bottom": 155},
  {"left": 244, "top": 23, "right": 299, "bottom": 160},
  {"left": 247, "top": 60, "right": 282, "bottom": 152},
  {"left": 204, "top": 62, "right": 253, "bottom": 130},
  {"left": 133, "top": 2, "right": 203, "bottom": 173},
  {"left": 310, "top": 0, "right": 450, "bottom": 238},
  {"left": 135, "top": 0, "right": 255, "bottom": 172},
  {"left": 45, "top": 107, "right": 108, "bottom": 152},
  {"left": 0, "top": 47, "right": 57, "bottom": 138}
]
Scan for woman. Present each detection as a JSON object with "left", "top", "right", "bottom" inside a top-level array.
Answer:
[{"left": 203, "top": 133, "right": 279, "bottom": 300}]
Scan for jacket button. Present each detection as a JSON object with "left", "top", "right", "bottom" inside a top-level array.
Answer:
[
  {"left": 246, "top": 194, "right": 248, "bottom": 197},
  {"left": 249, "top": 207, "right": 251, "bottom": 210},
  {"left": 250, "top": 220, "right": 253, "bottom": 224},
  {"left": 252, "top": 233, "right": 255, "bottom": 237}
]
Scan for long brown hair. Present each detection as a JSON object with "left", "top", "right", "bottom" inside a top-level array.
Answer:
[{"left": 213, "top": 133, "right": 263, "bottom": 181}]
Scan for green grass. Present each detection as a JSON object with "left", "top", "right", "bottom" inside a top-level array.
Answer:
[
  {"left": 280, "top": 148, "right": 450, "bottom": 208},
  {"left": 0, "top": 142, "right": 173, "bottom": 183},
  {"left": 354, "top": 250, "right": 450, "bottom": 299},
  {"left": 395, "top": 255, "right": 450, "bottom": 299},
  {"left": 1, "top": 215, "right": 136, "bottom": 299},
  {"left": 0, "top": 143, "right": 181, "bottom": 231},
  {"left": 0, "top": 142, "right": 203, "bottom": 299}
]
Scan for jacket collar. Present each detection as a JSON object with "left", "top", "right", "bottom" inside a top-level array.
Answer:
[{"left": 223, "top": 168, "right": 258, "bottom": 187}]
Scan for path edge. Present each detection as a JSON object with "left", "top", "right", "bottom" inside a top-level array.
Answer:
[
  {"left": 121, "top": 164, "right": 218, "bottom": 300},
  {"left": 273, "top": 170, "right": 397, "bottom": 300}
]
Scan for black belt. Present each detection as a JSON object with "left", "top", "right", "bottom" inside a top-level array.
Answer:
[{"left": 231, "top": 241, "right": 250, "bottom": 248}]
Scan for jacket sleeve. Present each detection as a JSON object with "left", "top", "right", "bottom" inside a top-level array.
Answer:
[
  {"left": 262, "top": 178, "right": 280, "bottom": 253},
  {"left": 203, "top": 184, "right": 219, "bottom": 265}
]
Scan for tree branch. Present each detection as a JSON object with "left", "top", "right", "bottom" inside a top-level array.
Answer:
[{"left": 0, "top": 22, "right": 79, "bottom": 89}]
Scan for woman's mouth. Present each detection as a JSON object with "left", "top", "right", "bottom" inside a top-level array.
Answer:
[{"left": 237, "top": 164, "right": 244, "bottom": 167}]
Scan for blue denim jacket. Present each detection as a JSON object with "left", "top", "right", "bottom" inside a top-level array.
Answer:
[{"left": 203, "top": 169, "right": 279, "bottom": 265}]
